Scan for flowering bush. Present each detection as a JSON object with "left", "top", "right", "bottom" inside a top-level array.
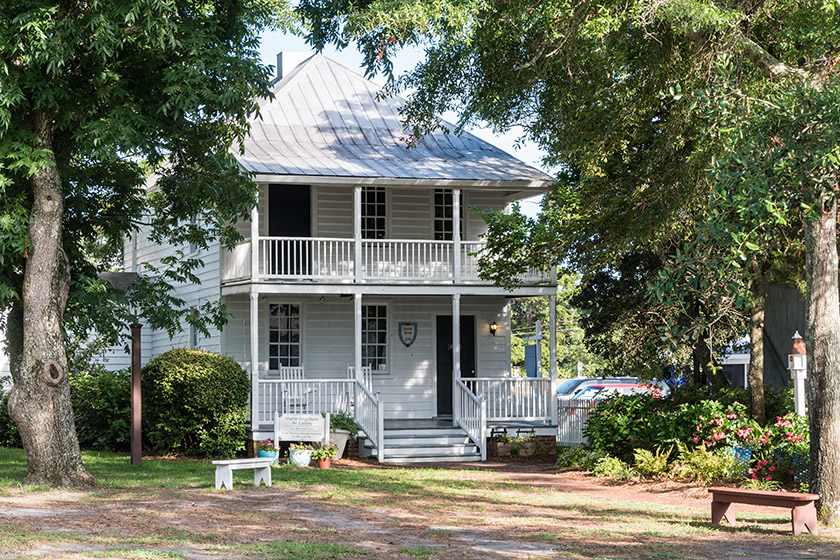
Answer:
[
  {"left": 690, "top": 401, "right": 757, "bottom": 449},
  {"left": 256, "top": 438, "right": 275, "bottom": 452},
  {"left": 311, "top": 439, "right": 338, "bottom": 460}
]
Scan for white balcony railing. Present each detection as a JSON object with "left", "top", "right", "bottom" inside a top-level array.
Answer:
[
  {"left": 221, "top": 236, "right": 554, "bottom": 285},
  {"left": 463, "top": 377, "right": 552, "bottom": 422}
]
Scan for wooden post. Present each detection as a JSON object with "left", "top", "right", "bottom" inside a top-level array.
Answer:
[
  {"left": 453, "top": 188, "right": 461, "bottom": 284},
  {"left": 452, "top": 294, "right": 461, "bottom": 425},
  {"left": 250, "top": 202, "right": 259, "bottom": 280},
  {"left": 250, "top": 292, "right": 259, "bottom": 430},
  {"left": 549, "top": 293, "right": 558, "bottom": 425},
  {"left": 130, "top": 322, "right": 142, "bottom": 466},
  {"left": 354, "top": 186, "right": 362, "bottom": 283},
  {"left": 354, "top": 293, "right": 363, "bottom": 423}
]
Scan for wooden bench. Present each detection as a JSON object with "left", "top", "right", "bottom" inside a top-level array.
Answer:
[
  {"left": 708, "top": 487, "right": 820, "bottom": 535},
  {"left": 212, "top": 457, "right": 273, "bottom": 490}
]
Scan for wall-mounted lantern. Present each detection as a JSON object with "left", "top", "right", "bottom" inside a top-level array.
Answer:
[{"left": 489, "top": 321, "right": 499, "bottom": 337}]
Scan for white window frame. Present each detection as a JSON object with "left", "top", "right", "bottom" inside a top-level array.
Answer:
[
  {"left": 362, "top": 303, "right": 389, "bottom": 374},
  {"left": 432, "top": 189, "right": 465, "bottom": 241},
  {"left": 268, "top": 302, "right": 302, "bottom": 370}
]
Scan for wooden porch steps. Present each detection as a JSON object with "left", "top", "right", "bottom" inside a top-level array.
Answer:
[{"left": 360, "top": 425, "right": 482, "bottom": 463}]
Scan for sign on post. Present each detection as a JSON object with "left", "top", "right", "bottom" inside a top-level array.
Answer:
[{"left": 274, "top": 413, "right": 330, "bottom": 445}]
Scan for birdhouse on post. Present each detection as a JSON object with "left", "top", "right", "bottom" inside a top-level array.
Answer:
[{"left": 785, "top": 331, "right": 807, "bottom": 416}]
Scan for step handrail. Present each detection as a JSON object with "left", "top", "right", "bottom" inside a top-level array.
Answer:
[
  {"left": 354, "top": 379, "right": 385, "bottom": 462},
  {"left": 455, "top": 379, "right": 487, "bottom": 460}
]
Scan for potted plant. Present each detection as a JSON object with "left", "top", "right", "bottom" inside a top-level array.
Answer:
[
  {"left": 256, "top": 438, "right": 278, "bottom": 463},
  {"left": 512, "top": 434, "right": 537, "bottom": 457},
  {"left": 311, "top": 440, "right": 339, "bottom": 469},
  {"left": 489, "top": 432, "right": 514, "bottom": 457},
  {"left": 329, "top": 412, "right": 360, "bottom": 459},
  {"left": 288, "top": 442, "right": 314, "bottom": 467}
]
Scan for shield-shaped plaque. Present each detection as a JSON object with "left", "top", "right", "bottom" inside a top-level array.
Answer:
[{"left": 398, "top": 322, "right": 418, "bottom": 348}]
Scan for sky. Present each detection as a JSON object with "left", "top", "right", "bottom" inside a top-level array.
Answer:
[{"left": 258, "top": 30, "right": 549, "bottom": 218}]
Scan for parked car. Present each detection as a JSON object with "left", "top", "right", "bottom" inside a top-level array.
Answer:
[
  {"left": 556, "top": 377, "right": 639, "bottom": 400},
  {"left": 571, "top": 382, "right": 670, "bottom": 401}
]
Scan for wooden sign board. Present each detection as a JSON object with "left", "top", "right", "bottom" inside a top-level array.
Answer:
[{"left": 274, "top": 413, "right": 329, "bottom": 444}]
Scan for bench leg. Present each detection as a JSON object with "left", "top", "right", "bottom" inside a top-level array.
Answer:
[
  {"left": 712, "top": 501, "right": 736, "bottom": 526},
  {"left": 255, "top": 466, "right": 271, "bottom": 488},
  {"left": 215, "top": 466, "right": 233, "bottom": 490},
  {"left": 792, "top": 503, "right": 819, "bottom": 535}
]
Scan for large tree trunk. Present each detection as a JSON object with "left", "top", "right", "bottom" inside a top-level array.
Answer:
[
  {"left": 748, "top": 260, "right": 766, "bottom": 425},
  {"left": 804, "top": 193, "right": 840, "bottom": 525},
  {"left": 6, "top": 112, "right": 94, "bottom": 487}
]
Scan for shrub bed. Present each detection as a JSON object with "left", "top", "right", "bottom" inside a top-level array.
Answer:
[
  {"left": 70, "top": 366, "right": 131, "bottom": 451},
  {"left": 142, "top": 348, "right": 249, "bottom": 457}
]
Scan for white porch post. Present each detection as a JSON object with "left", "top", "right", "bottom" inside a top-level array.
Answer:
[
  {"left": 354, "top": 186, "right": 362, "bottom": 283},
  {"left": 250, "top": 291, "right": 259, "bottom": 429},
  {"left": 250, "top": 203, "right": 259, "bottom": 280},
  {"left": 353, "top": 292, "right": 363, "bottom": 423},
  {"left": 549, "top": 293, "right": 558, "bottom": 424},
  {"left": 452, "top": 294, "right": 461, "bottom": 425},
  {"left": 453, "top": 188, "right": 461, "bottom": 283}
]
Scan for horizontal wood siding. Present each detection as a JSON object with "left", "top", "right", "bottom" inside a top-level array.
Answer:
[
  {"left": 222, "top": 294, "right": 510, "bottom": 419},
  {"left": 466, "top": 191, "right": 506, "bottom": 240},
  {"left": 314, "top": 186, "right": 352, "bottom": 238},
  {"left": 392, "top": 189, "right": 431, "bottom": 239}
]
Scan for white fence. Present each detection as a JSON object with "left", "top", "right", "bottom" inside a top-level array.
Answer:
[
  {"left": 464, "top": 378, "right": 552, "bottom": 422},
  {"left": 455, "top": 380, "right": 487, "bottom": 460},
  {"left": 557, "top": 399, "right": 599, "bottom": 446}
]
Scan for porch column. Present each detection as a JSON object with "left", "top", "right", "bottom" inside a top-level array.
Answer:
[
  {"left": 250, "top": 291, "right": 259, "bottom": 430},
  {"left": 452, "top": 294, "right": 461, "bottom": 425},
  {"left": 453, "top": 188, "right": 461, "bottom": 283},
  {"left": 354, "top": 293, "right": 363, "bottom": 383},
  {"left": 354, "top": 186, "right": 362, "bottom": 283},
  {"left": 250, "top": 203, "right": 259, "bottom": 280},
  {"left": 549, "top": 293, "right": 559, "bottom": 424}
]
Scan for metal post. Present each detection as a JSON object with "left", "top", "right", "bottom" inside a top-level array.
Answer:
[{"left": 130, "top": 323, "right": 142, "bottom": 466}]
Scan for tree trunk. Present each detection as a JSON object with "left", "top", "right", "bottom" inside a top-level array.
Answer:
[
  {"left": 748, "top": 261, "right": 766, "bottom": 425},
  {"left": 804, "top": 193, "right": 840, "bottom": 525},
  {"left": 6, "top": 112, "right": 94, "bottom": 487}
]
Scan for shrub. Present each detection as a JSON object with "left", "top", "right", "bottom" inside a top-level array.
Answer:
[
  {"left": 633, "top": 447, "right": 671, "bottom": 479},
  {"left": 592, "top": 456, "right": 635, "bottom": 480},
  {"left": 580, "top": 449, "right": 608, "bottom": 471},
  {"left": 70, "top": 366, "right": 131, "bottom": 451},
  {"left": 142, "top": 348, "right": 250, "bottom": 457},
  {"left": 669, "top": 443, "right": 739, "bottom": 483},
  {"left": 555, "top": 445, "right": 590, "bottom": 469},
  {"left": 0, "top": 380, "right": 21, "bottom": 448}
]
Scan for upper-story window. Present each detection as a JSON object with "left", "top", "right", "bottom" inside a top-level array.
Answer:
[
  {"left": 269, "top": 303, "right": 301, "bottom": 369},
  {"left": 362, "top": 187, "right": 386, "bottom": 239},
  {"left": 433, "top": 189, "right": 464, "bottom": 241}
]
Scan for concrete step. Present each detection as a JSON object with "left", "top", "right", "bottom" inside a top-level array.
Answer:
[
  {"left": 383, "top": 444, "right": 479, "bottom": 457},
  {"left": 382, "top": 453, "right": 482, "bottom": 464},
  {"left": 384, "top": 435, "right": 473, "bottom": 446},
  {"left": 384, "top": 427, "right": 466, "bottom": 438}
]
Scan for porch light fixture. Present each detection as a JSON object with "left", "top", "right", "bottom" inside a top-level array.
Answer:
[{"left": 489, "top": 321, "right": 499, "bottom": 337}]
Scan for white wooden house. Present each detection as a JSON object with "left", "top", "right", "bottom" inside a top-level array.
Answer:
[{"left": 122, "top": 53, "right": 560, "bottom": 462}]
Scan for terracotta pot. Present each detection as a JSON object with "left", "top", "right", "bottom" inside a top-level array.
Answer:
[{"left": 316, "top": 457, "right": 331, "bottom": 469}]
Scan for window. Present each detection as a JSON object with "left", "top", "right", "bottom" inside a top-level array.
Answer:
[
  {"left": 433, "top": 189, "right": 464, "bottom": 241},
  {"left": 362, "top": 187, "right": 386, "bottom": 239},
  {"left": 269, "top": 303, "right": 301, "bottom": 369},
  {"left": 362, "top": 305, "right": 387, "bottom": 372}
]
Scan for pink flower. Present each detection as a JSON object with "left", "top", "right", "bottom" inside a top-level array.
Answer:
[
  {"left": 790, "top": 470, "right": 795, "bottom": 475},
  {"left": 766, "top": 475, "right": 772, "bottom": 481},
  {"left": 769, "top": 466, "right": 775, "bottom": 472},
  {"left": 692, "top": 436, "right": 699, "bottom": 443},
  {"left": 759, "top": 436, "right": 769, "bottom": 444}
]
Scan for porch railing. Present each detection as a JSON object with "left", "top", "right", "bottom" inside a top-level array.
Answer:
[
  {"left": 346, "top": 365, "right": 373, "bottom": 390},
  {"left": 355, "top": 383, "right": 384, "bottom": 462},
  {"left": 464, "top": 377, "right": 552, "bottom": 422},
  {"left": 557, "top": 399, "right": 599, "bottom": 446},
  {"left": 455, "top": 380, "right": 487, "bottom": 460},
  {"left": 221, "top": 237, "right": 554, "bottom": 284},
  {"left": 256, "top": 379, "right": 355, "bottom": 425}
]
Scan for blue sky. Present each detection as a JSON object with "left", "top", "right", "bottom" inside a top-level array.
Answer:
[{"left": 258, "top": 30, "right": 548, "bottom": 218}]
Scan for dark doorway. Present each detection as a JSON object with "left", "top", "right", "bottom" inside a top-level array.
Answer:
[
  {"left": 436, "top": 315, "right": 476, "bottom": 416},
  {"left": 268, "top": 184, "right": 310, "bottom": 274}
]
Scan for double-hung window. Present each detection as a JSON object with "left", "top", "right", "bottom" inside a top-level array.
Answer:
[
  {"left": 433, "top": 189, "right": 464, "bottom": 241},
  {"left": 362, "top": 304, "right": 387, "bottom": 372},
  {"left": 269, "top": 303, "right": 301, "bottom": 369},
  {"left": 362, "top": 187, "right": 386, "bottom": 239}
]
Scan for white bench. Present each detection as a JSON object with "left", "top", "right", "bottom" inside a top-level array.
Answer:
[{"left": 212, "top": 457, "right": 273, "bottom": 490}]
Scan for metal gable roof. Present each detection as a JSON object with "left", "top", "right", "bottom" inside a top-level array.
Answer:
[{"left": 235, "top": 55, "right": 554, "bottom": 186}]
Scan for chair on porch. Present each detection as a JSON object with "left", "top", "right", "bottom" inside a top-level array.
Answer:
[{"left": 276, "top": 366, "right": 309, "bottom": 413}]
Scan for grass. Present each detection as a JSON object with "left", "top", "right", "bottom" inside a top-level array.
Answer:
[{"left": 0, "top": 446, "right": 837, "bottom": 559}]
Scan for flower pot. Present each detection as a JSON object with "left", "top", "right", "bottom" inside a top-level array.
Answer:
[
  {"left": 316, "top": 457, "right": 331, "bottom": 469},
  {"left": 491, "top": 442, "right": 512, "bottom": 457},
  {"left": 330, "top": 429, "right": 351, "bottom": 459},
  {"left": 516, "top": 442, "right": 536, "bottom": 457},
  {"left": 257, "top": 449, "right": 278, "bottom": 464},
  {"left": 289, "top": 448, "right": 312, "bottom": 467}
]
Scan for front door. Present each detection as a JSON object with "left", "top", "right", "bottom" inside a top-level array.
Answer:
[
  {"left": 436, "top": 315, "right": 476, "bottom": 416},
  {"left": 268, "top": 184, "right": 310, "bottom": 274}
]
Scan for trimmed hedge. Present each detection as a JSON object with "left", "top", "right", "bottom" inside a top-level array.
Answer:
[{"left": 142, "top": 348, "right": 249, "bottom": 457}]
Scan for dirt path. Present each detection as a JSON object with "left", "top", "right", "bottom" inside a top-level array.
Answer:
[{"left": 0, "top": 460, "right": 837, "bottom": 559}]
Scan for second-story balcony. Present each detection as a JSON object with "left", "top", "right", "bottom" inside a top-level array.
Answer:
[{"left": 221, "top": 237, "right": 551, "bottom": 285}]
